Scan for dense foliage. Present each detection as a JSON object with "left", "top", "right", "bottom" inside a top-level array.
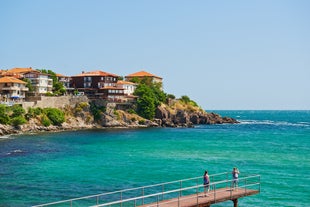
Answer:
[
  {"left": 133, "top": 78, "right": 167, "bottom": 120},
  {"left": 43, "top": 108, "right": 65, "bottom": 126},
  {"left": 0, "top": 104, "right": 27, "bottom": 126},
  {"left": 90, "top": 102, "right": 106, "bottom": 121},
  {"left": 0, "top": 104, "right": 65, "bottom": 126}
]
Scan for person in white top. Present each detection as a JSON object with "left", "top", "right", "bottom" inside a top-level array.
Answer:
[{"left": 232, "top": 167, "right": 240, "bottom": 190}]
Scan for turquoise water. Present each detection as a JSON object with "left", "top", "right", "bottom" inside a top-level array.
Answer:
[{"left": 0, "top": 110, "right": 309, "bottom": 207}]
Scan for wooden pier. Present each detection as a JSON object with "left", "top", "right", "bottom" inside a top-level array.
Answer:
[
  {"left": 32, "top": 172, "right": 260, "bottom": 207},
  {"left": 138, "top": 187, "right": 259, "bottom": 207}
]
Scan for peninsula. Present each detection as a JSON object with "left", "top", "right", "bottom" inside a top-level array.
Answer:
[{"left": 0, "top": 68, "right": 238, "bottom": 136}]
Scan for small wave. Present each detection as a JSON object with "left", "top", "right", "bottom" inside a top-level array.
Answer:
[
  {"left": 0, "top": 135, "right": 11, "bottom": 139},
  {"left": 6, "top": 149, "right": 25, "bottom": 156},
  {"left": 239, "top": 120, "right": 310, "bottom": 127}
]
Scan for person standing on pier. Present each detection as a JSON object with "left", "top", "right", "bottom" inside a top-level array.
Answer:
[
  {"left": 232, "top": 167, "right": 240, "bottom": 190},
  {"left": 203, "top": 170, "right": 210, "bottom": 196}
]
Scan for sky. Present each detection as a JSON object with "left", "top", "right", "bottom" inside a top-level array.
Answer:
[{"left": 1, "top": 0, "right": 309, "bottom": 110}]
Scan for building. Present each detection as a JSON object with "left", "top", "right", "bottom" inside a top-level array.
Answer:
[
  {"left": 5, "top": 68, "right": 53, "bottom": 95},
  {"left": 0, "top": 76, "right": 28, "bottom": 102},
  {"left": 116, "top": 80, "right": 137, "bottom": 95},
  {"left": 71, "top": 70, "right": 125, "bottom": 101},
  {"left": 125, "top": 70, "right": 163, "bottom": 85}
]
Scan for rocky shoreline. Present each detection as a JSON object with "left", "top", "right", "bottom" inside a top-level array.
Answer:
[{"left": 0, "top": 103, "right": 238, "bottom": 136}]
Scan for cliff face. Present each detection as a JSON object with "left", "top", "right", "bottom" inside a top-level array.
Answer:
[
  {"left": 0, "top": 100, "right": 238, "bottom": 136},
  {"left": 154, "top": 103, "right": 238, "bottom": 127}
]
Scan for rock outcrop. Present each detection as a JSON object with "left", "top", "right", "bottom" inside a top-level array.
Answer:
[
  {"left": 155, "top": 104, "right": 238, "bottom": 127},
  {"left": 0, "top": 100, "right": 238, "bottom": 136}
]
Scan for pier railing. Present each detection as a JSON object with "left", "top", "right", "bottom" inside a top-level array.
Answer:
[{"left": 32, "top": 172, "right": 260, "bottom": 207}]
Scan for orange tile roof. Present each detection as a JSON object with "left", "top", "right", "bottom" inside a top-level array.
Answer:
[
  {"left": 72, "top": 70, "right": 119, "bottom": 77},
  {"left": 0, "top": 76, "right": 27, "bottom": 84},
  {"left": 7, "top": 67, "right": 36, "bottom": 74},
  {"left": 126, "top": 70, "right": 162, "bottom": 79}
]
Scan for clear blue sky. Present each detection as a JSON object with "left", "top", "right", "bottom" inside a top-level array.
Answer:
[{"left": 1, "top": 0, "right": 309, "bottom": 110}]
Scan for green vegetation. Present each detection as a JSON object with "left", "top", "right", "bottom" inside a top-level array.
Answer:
[
  {"left": 133, "top": 78, "right": 167, "bottom": 120},
  {"left": 180, "top": 95, "right": 198, "bottom": 107},
  {"left": 22, "top": 78, "right": 34, "bottom": 92},
  {"left": 43, "top": 108, "right": 65, "bottom": 126},
  {"left": 90, "top": 102, "right": 106, "bottom": 121},
  {"left": 0, "top": 104, "right": 65, "bottom": 127}
]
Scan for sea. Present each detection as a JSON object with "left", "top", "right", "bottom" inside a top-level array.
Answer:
[{"left": 0, "top": 110, "right": 309, "bottom": 207}]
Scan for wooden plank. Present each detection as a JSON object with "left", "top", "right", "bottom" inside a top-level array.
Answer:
[{"left": 138, "top": 188, "right": 259, "bottom": 207}]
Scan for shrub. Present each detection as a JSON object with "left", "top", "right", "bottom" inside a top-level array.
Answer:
[
  {"left": 41, "top": 115, "right": 51, "bottom": 127},
  {"left": 34, "top": 107, "right": 43, "bottom": 116},
  {"left": 90, "top": 103, "right": 105, "bottom": 121},
  {"left": 43, "top": 108, "right": 65, "bottom": 126},
  {"left": 167, "top": 94, "right": 176, "bottom": 100},
  {"left": 0, "top": 105, "right": 10, "bottom": 124},
  {"left": 138, "top": 119, "right": 146, "bottom": 125},
  {"left": 11, "top": 105, "right": 25, "bottom": 118},
  {"left": 11, "top": 116, "right": 27, "bottom": 126},
  {"left": 45, "top": 92, "right": 54, "bottom": 96},
  {"left": 127, "top": 109, "right": 136, "bottom": 114}
]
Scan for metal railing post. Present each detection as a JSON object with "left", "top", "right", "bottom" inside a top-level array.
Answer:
[
  {"left": 142, "top": 187, "right": 144, "bottom": 204},
  {"left": 96, "top": 196, "right": 99, "bottom": 205},
  {"left": 180, "top": 180, "right": 182, "bottom": 197},
  {"left": 120, "top": 191, "right": 122, "bottom": 207},
  {"left": 226, "top": 172, "right": 228, "bottom": 188},
  {"left": 162, "top": 184, "right": 164, "bottom": 200},
  {"left": 214, "top": 183, "right": 216, "bottom": 203},
  {"left": 157, "top": 194, "right": 159, "bottom": 207}
]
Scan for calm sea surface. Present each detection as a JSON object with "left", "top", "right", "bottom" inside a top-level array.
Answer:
[{"left": 0, "top": 110, "right": 309, "bottom": 207}]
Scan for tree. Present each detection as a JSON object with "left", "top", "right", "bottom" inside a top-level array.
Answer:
[
  {"left": 22, "top": 78, "right": 34, "bottom": 92},
  {"left": 134, "top": 84, "right": 155, "bottom": 119}
]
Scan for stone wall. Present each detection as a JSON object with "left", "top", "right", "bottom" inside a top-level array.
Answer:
[{"left": 22, "top": 95, "right": 89, "bottom": 109}]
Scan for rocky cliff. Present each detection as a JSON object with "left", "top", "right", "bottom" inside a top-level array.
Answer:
[
  {"left": 0, "top": 100, "right": 238, "bottom": 136},
  {"left": 153, "top": 103, "right": 238, "bottom": 127}
]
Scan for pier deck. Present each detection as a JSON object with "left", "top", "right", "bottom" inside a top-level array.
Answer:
[
  {"left": 33, "top": 172, "right": 260, "bottom": 207},
  {"left": 138, "top": 187, "right": 259, "bottom": 207}
]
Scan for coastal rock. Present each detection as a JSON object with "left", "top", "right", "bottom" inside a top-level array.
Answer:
[{"left": 154, "top": 104, "right": 238, "bottom": 127}]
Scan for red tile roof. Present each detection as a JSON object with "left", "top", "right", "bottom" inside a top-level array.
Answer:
[
  {"left": 0, "top": 76, "right": 27, "bottom": 84},
  {"left": 126, "top": 70, "right": 162, "bottom": 79},
  {"left": 6, "top": 67, "right": 36, "bottom": 74},
  {"left": 72, "top": 70, "right": 119, "bottom": 77}
]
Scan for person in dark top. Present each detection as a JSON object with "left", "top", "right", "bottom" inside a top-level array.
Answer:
[
  {"left": 232, "top": 167, "right": 240, "bottom": 190},
  {"left": 203, "top": 170, "right": 210, "bottom": 196}
]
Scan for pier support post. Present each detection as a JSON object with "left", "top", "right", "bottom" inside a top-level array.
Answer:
[{"left": 232, "top": 199, "right": 238, "bottom": 207}]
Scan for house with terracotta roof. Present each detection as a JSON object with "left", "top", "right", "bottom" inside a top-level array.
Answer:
[
  {"left": 125, "top": 70, "right": 163, "bottom": 85},
  {"left": 0, "top": 76, "right": 29, "bottom": 102},
  {"left": 5, "top": 67, "right": 53, "bottom": 95},
  {"left": 71, "top": 70, "right": 126, "bottom": 101}
]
